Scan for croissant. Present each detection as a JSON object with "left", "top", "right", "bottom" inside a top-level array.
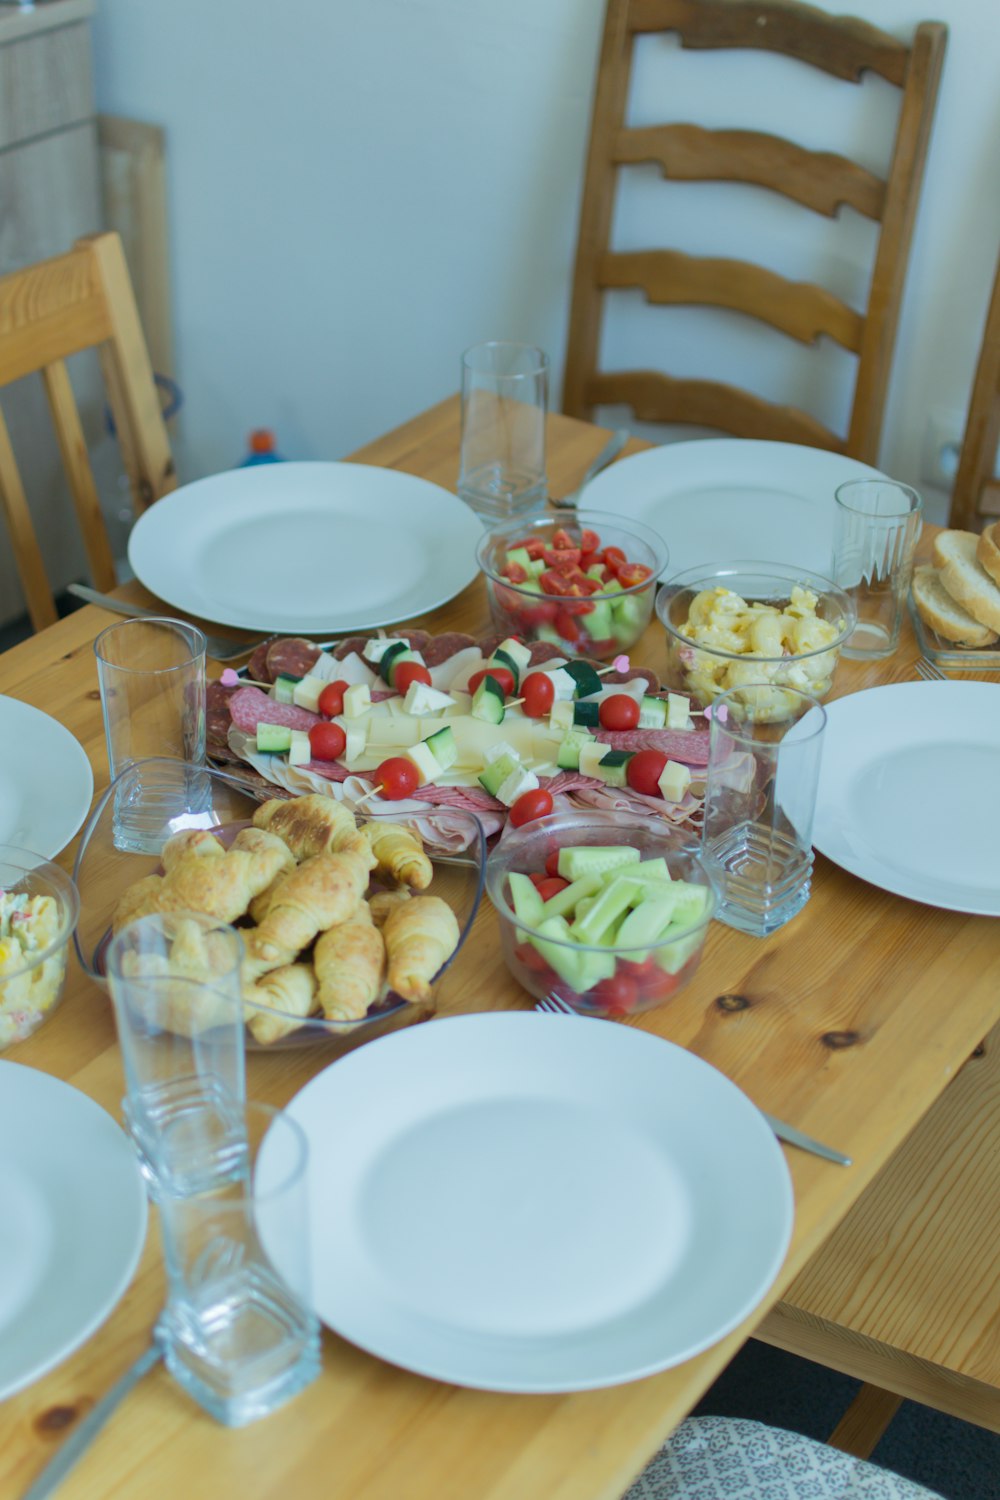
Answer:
[
  {"left": 383, "top": 895, "right": 460, "bottom": 1004},
  {"left": 118, "top": 828, "right": 294, "bottom": 929},
  {"left": 244, "top": 962, "right": 319, "bottom": 1045},
  {"left": 368, "top": 888, "right": 411, "bottom": 928},
  {"left": 112, "top": 872, "right": 166, "bottom": 933},
  {"left": 362, "top": 822, "right": 433, "bottom": 890},
  {"left": 253, "top": 795, "right": 376, "bottom": 869},
  {"left": 314, "top": 906, "right": 386, "bottom": 1020},
  {"left": 161, "top": 829, "right": 226, "bottom": 871},
  {"left": 118, "top": 917, "right": 239, "bottom": 1036},
  {"left": 247, "top": 848, "right": 371, "bottom": 962}
]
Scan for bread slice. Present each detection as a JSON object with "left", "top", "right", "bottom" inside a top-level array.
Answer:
[
  {"left": 912, "top": 564, "right": 998, "bottom": 647},
  {"left": 932, "top": 529, "right": 1000, "bottom": 633},
  {"left": 977, "top": 520, "right": 1000, "bottom": 589}
]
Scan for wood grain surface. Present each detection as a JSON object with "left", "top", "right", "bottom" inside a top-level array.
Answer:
[{"left": 0, "top": 402, "right": 998, "bottom": 1500}]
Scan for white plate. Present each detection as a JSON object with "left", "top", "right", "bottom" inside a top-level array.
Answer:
[
  {"left": 0, "top": 1061, "right": 147, "bottom": 1400},
  {"left": 0, "top": 697, "right": 93, "bottom": 857},
  {"left": 813, "top": 682, "right": 1000, "bottom": 916},
  {"left": 277, "top": 1013, "right": 793, "bottom": 1392},
  {"left": 582, "top": 439, "right": 883, "bottom": 575},
  {"left": 128, "top": 462, "right": 484, "bottom": 634}
]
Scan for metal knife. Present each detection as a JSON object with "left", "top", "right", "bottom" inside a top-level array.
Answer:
[{"left": 762, "top": 1112, "right": 852, "bottom": 1166}]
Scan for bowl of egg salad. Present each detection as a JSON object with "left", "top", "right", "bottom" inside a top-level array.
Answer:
[
  {"left": 656, "top": 562, "right": 855, "bottom": 721},
  {"left": 0, "top": 845, "right": 79, "bottom": 1049}
]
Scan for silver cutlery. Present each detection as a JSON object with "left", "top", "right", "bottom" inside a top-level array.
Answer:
[
  {"left": 551, "top": 426, "right": 630, "bottom": 509},
  {"left": 534, "top": 995, "right": 852, "bottom": 1166},
  {"left": 21, "top": 1329, "right": 164, "bottom": 1500},
  {"left": 915, "top": 656, "right": 947, "bottom": 681},
  {"left": 67, "top": 585, "right": 272, "bottom": 662}
]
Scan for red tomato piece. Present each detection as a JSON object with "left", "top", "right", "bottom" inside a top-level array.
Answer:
[
  {"left": 528, "top": 871, "right": 550, "bottom": 892},
  {"left": 503, "top": 561, "right": 528, "bottom": 584},
  {"left": 637, "top": 966, "right": 682, "bottom": 1003},
  {"left": 625, "top": 748, "right": 668, "bottom": 797},
  {"left": 375, "top": 756, "right": 419, "bottom": 799},
  {"left": 543, "top": 547, "right": 582, "bottom": 570},
  {"left": 590, "top": 972, "right": 640, "bottom": 1016},
  {"left": 511, "top": 538, "right": 547, "bottom": 560},
  {"left": 585, "top": 636, "right": 618, "bottom": 656},
  {"left": 616, "top": 562, "right": 653, "bottom": 589},
  {"left": 392, "top": 661, "right": 433, "bottom": 693},
  {"left": 550, "top": 528, "right": 575, "bottom": 550},
  {"left": 539, "top": 570, "right": 571, "bottom": 596},
  {"left": 603, "top": 545, "right": 627, "bottom": 573},
  {"left": 544, "top": 850, "right": 563, "bottom": 879},
  {"left": 308, "top": 721, "right": 347, "bottom": 761},
  {"left": 317, "top": 680, "right": 349, "bottom": 718},
  {"left": 520, "top": 672, "right": 556, "bottom": 717},
  {"left": 536, "top": 875, "right": 569, "bottom": 901},
  {"left": 467, "top": 666, "right": 515, "bottom": 698},
  {"left": 579, "top": 528, "right": 600, "bottom": 553},
  {"left": 513, "top": 941, "right": 552, "bottom": 975},
  {"left": 517, "top": 601, "right": 560, "bottom": 626},
  {"left": 510, "top": 787, "right": 555, "bottom": 827},
  {"left": 598, "top": 693, "right": 640, "bottom": 731},
  {"left": 579, "top": 550, "right": 598, "bottom": 572}
]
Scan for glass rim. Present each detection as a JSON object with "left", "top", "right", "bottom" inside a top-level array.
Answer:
[
  {"left": 833, "top": 478, "right": 923, "bottom": 518},
  {"left": 461, "top": 339, "right": 549, "bottom": 376},
  {"left": 244, "top": 1101, "right": 311, "bottom": 1203},
  {"left": 105, "top": 909, "right": 245, "bottom": 981},
  {"left": 707, "top": 683, "right": 828, "bottom": 745},
  {"left": 94, "top": 616, "right": 207, "bottom": 672}
]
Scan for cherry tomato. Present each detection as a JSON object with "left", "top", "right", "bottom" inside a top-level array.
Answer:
[
  {"left": 553, "top": 608, "right": 584, "bottom": 643},
  {"left": 598, "top": 693, "right": 640, "bottom": 731},
  {"left": 590, "top": 971, "right": 640, "bottom": 1016},
  {"left": 317, "top": 680, "right": 349, "bottom": 718},
  {"left": 616, "top": 562, "right": 653, "bottom": 589},
  {"left": 579, "top": 550, "right": 599, "bottom": 572},
  {"left": 550, "top": 528, "right": 576, "bottom": 550},
  {"left": 511, "top": 538, "right": 547, "bottom": 560},
  {"left": 603, "top": 545, "right": 627, "bottom": 575},
  {"left": 392, "top": 661, "right": 432, "bottom": 693},
  {"left": 308, "top": 721, "right": 347, "bottom": 761},
  {"left": 543, "top": 546, "right": 582, "bottom": 569},
  {"left": 625, "top": 748, "right": 668, "bottom": 796},
  {"left": 544, "top": 850, "right": 563, "bottom": 879},
  {"left": 579, "top": 528, "right": 600, "bottom": 553},
  {"left": 520, "top": 672, "right": 555, "bottom": 718},
  {"left": 529, "top": 871, "right": 551, "bottom": 892},
  {"left": 536, "top": 875, "right": 569, "bottom": 901},
  {"left": 509, "top": 787, "right": 555, "bottom": 827},
  {"left": 517, "top": 600, "right": 559, "bottom": 626},
  {"left": 539, "top": 570, "right": 572, "bottom": 596},
  {"left": 467, "top": 666, "right": 515, "bottom": 698},
  {"left": 503, "top": 561, "right": 528, "bottom": 583},
  {"left": 375, "top": 756, "right": 419, "bottom": 799}
]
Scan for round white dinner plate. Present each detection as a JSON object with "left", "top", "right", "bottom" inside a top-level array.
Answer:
[
  {"left": 0, "top": 697, "right": 93, "bottom": 857},
  {"left": 278, "top": 1013, "right": 793, "bottom": 1392},
  {"left": 127, "top": 462, "right": 484, "bottom": 634},
  {"left": 0, "top": 1061, "right": 147, "bottom": 1400},
  {"left": 813, "top": 681, "right": 1000, "bottom": 916},
  {"left": 582, "top": 439, "right": 883, "bottom": 575}
]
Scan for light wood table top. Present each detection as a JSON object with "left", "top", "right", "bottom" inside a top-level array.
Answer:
[{"left": 2, "top": 400, "right": 999, "bottom": 1500}]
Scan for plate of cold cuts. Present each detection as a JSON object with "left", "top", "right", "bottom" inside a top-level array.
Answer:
[
  {"left": 581, "top": 439, "right": 885, "bottom": 575},
  {"left": 127, "top": 463, "right": 485, "bottom": 634}
]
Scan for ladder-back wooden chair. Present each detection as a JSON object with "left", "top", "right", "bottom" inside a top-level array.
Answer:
[
  {"left": 0, "top": 231, "right": 176, "bottom": 632},
  {"left": 564, "top": 0, "right": 947, "bottom": 464},
  {"left": 950, "top": 248, "right": 1000, "bottom": 530}
]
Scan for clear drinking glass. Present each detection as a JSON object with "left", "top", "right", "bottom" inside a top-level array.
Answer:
[
  {"left": 701, "top": 685, "right": 827, "bottom": 937},
  {"left": 157, "top": 1102, "right": 322, "bottom": 1426},
  {"left": 105, "top": 912, "right": 247, "bottom": 1197},
  {"left": 831, "top": 479, "right": 923, "bottom": 659},
  {"left": 94, "top": 618, "right": 207, "bottom": 851},
  {"left": 458, "top": 341, "right": 548, "bottom": 522}
]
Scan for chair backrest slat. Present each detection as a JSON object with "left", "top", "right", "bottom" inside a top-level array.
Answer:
[
  {"left": 41, "top": 359, "right": 117, "bottom": 594},
  {"left": 0, "top": 403, "right": 57, "bottom": 630},
  {"left": 951, "top": 254, "right": 1000, "bottom": 530},
  {"left": 588, "top": 369, "right": 844, "bottom": 449}
]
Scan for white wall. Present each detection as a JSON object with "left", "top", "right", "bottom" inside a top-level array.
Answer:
[{"left": 91, "top": 0, "right": 1000, "bottom": 522}]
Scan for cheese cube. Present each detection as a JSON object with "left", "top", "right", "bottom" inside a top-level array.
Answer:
[
  {"left": 403, "top": 741, "right": 441, "bottom": 786},
  {"left": 291, "top": 674, "right": 325, "bottom": 712},
  {"left": 578, "top": 741, "right": 607, "bottom": 780},
  {"left": 288, "top": 730, "right": 313, "bottom": 766},
  {"left": 403, "top": 681, "right": 456, "bottom": 716},
  {"left": 484, "top": 740, "right": 520, "bottom": 765},
  {"left": 549, "top": 700, "right": 575, "bottom": 733},
  {"left": 666, "top": 693, "right": 694, "bottom": 731},
  {"left": 543, "top": 667, "right": 577, "bottom": 701},
  {"left": 333, "top": 715, "right": 367, "bottom": 762},
  {"left": 495, "top": 765, "right": 540, "bottom": 807},
  {"left": 362, "top": 637, "right": 407, "bottom": 665},
  {"left": 343, "top": 683, "right": 372, "bottom": 718},
  {"left": 657, "top": 759, "right": 692, "bottom": 803}
]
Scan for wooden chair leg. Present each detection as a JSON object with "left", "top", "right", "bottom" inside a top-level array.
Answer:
[{"left": 828, "top": 1382, "right": 904, "bottom": 1459}]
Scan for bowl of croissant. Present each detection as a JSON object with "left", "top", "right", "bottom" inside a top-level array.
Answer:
[{"left": 73, "top": 758, "right": 486, "bottom": 1050}]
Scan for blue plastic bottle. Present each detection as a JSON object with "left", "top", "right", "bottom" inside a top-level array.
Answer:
[{"left": 239, "top": 429, "right": 284, "bottom": 466}]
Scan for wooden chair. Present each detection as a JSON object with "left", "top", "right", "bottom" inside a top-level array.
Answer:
[
  {"left": 756, "top": 1016, "right": 1000, "bottom": 1457},
  {"left": 0, "top": 231, "right": 175, "bottom": 632},
  {"left": 564, "top": 0, "right": 947, "bottom": 464},
  {"left": 950, "top": 249, "right": 1000, "bottom": 530}
]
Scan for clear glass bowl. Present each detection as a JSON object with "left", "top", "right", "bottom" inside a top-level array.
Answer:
[
  {"left": 0, "top": 844, "right": 79, "bottom": 1050},
  {"left": 73, "top": 758, "right": 486, "bottom": 1052},
  {"left": 655, "top": 561, "right": 855, "bottom": 715},
  {"left": 475, "top": 509, "right": 669, "bottom": 660},
  {"left": 486, "top": 809, "right": 715, "bottom": 1019},
  {"left": 908, "top": 591, "right": 1000, "bottom": 672}
]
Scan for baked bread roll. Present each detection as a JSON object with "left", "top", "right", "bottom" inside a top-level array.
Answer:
[
  {"left": 932, "top": 530, "right": 1000, "bottom": 633},
  {"left": 912, "top": 564, "right": 999, "bottom": 647},
  {"left": 977, "top": 521, "right": 1000, "bottom": 589},
  {"left": 383, "top": 895, "right": 460, "bottom": 1004}
]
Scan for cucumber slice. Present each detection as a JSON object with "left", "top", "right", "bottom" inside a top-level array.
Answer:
[
  {"left": 388, "top": 647, "right": 424, "bottom": 685},
  {"left": 584, "top": 599, "right": 614, "bottom": 641},
  {"left": 424, "top": 725, "right": 458, "bottom": 770},
  {"left": 256, "top": 723, "right": 293, "bottom": 754},
  {"left": 507, "top": 871, "right": 544, "bottom": 926},
  {"left": 378, "top": 641, "right": 410, "bottom": 684},
  {"left": 655, "top": 924, "right": 705, "bottom": 974},
  {"left": 629, "top": 858, "right": 672, "bottom": 885},
  {"left": 556, "top": 732, "right": 592, "bottom": 771},
  {"left": 498, "top": 638, "right": 532, "bottom": 674},
  {"left": 527, "top": 916, "right": 582, "bottom": 989},
  {"left": 271, "top": 674, "right": 300, "bottom": 704},
  {"left": 572, "top": 700, "right": 600, "bottom": 729},
  {"left": 505, "top": 546, "right": 534, "bottom": 574},
  {"left": 537, "top": 874, "right": 602, "bottom": 921},
  {"left": 564, "top": 661, "right": 602, "bottom": 699},
  {"left": 616, "top": 897, "right": 678, "bottom": 960},
  {"left": 596, "top": 749, "right": 634, "bottom": 788},
  {"left": 472, "top": 674, "right": 506, "bottom": 725},
  {"left": 489, "top": 648, "right": 521, "bottom": 687},
  {"left": 557, "top": 845, "right": 640, "bottom": 882},
  {"left": 667, "top": 881, "right": 712, "bottom": 928},
  {"left": 637, "top": 695, "right": 667, "bottom": 728},
  {"left": 478, "top": 752, "right": 519, "bottom": 797},
  {"left": 571, "top": 874, "right": 642, "bottom": 944}
]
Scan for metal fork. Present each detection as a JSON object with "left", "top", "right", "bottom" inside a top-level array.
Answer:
[
  {"left": 915, "top": 655, "right": 947, "bottom": 681},
  {"left": 535, "top": 995, "right": 852, "bottom": 1165},
  {"left": 551, "top": 427, "right": 630, "bottom": 509},
  {"left": 67, "top": 584, "right": 273, "bottom": 662}
]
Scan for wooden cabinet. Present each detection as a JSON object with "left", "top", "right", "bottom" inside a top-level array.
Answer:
[{"left": 0, "top": 0, "right": 103, "bottom": 627}]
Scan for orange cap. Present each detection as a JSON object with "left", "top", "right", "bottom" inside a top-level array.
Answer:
[{"left": 249, "top": 428, "right": 276, "bottom": 454}]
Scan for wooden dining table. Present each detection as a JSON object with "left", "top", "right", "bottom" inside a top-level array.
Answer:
[{"left": 2, "top": 398, "right": 999, "bottom": 1500}]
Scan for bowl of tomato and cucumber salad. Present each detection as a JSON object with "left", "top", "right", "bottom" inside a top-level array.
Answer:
[
  {"left": 475, "top": 511, "right": 669, "bottom": 662},
  {"left": 486, "top": 810, "right": 715, "bottom": 1020}
]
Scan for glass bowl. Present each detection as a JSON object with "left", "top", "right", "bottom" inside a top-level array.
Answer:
[
  {"left": 655, "top": 561, "right": 855, "bottom": 716},
  {"left": 475, "top": 509, "right": 668, "bottom": 660},
  {"left": 486, "top": 809, "right": 714, "bottom": 1019},
  {"left": 0, "top": 844, "right": 79, "bottom": 1049},
  {"left": 73, "top": 758, "right": 486, "bottom": 1052}
]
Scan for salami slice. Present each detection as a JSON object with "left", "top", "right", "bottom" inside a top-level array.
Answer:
[
  {"left": 422, "top": 632, "right": 477, "bottom": 666},
  {"left": 600, "top": 666, "right": 660, "bottom": 696},
  {"left": 595, "top": 727, "right": 710, "bottom": 764},
  {"left": 206, "top": 680, "right": 240, "bottom": 748},
  {"left": 332, "top": 635, "right": 372, "bottom": 661},
  {"left": 412, "top": 782, "right": 503, "bottom": 811},
  {"left": 228, "top": 685, "right": 319, "bottom": 735},
  {"left": 246, "top": 639, "right": 277, "bottom": 686},
  {"left": 526, "top": 640, "right": 567, "bottom": 668},
  {"left": 266, "top": 637, "right": 322, "bottom": 683}
]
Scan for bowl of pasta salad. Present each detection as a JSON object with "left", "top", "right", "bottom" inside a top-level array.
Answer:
[{"left": 0, "top": 845, "right": 79, "bottom": 1049}]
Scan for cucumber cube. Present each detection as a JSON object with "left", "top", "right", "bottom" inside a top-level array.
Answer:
[
  {"left": 638, "top": 695, "right": 668, "bottom": 729},
  {"left": 498, "top": 638, "right": 532, "bottom": 674},
  {"left": 271, "top": 675, "right": 300, "bottom": 705},
  {"left": 256, "top": 723, "right": 293, "bottom": 754},
  {"left": 424, "top": 725, "right": 458, "bottom": 770}
]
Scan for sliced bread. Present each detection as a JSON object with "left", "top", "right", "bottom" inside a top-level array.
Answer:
[
  {"left": 932, "top": 529, "right": 1000, "bottom": 634},
  {"left": 977, "top": 520, "right": 1000, "bottom": 589},
  {"left": 912, "top": 564, "right": 999, "bottom": 647}
]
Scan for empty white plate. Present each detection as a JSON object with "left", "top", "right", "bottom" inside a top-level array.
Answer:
[
  {"left": 277, "top": 1012, "right": 793, "bottom": 1392},
  {"left": 0, "top": 697, "right": 93, "bottom": 858},
  {"left": 813, "top": 681, "right": 1000, "bottom": 915}
]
